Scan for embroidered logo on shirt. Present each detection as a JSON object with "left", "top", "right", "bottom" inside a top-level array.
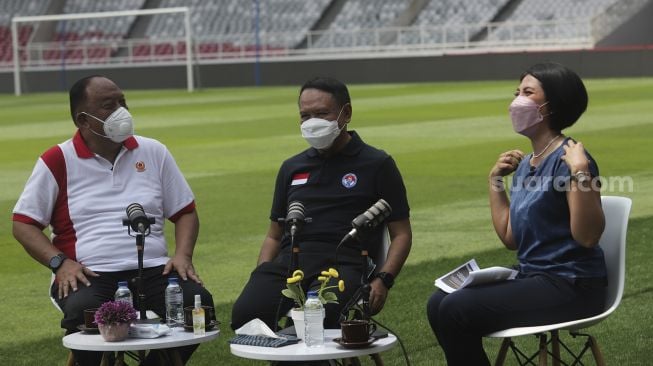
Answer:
[
  {"left": 341, "top": 173, "right": 357, "bottom": 188},
  {"left": 291, "top": 172, "right": 309, "bottom": 186},
  {"left": 135, "top": 161, "right": 146, "bottom": 172}
]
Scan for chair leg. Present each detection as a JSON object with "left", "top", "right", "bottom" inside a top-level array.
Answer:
[
  {"left": 494, "top": 338, "right": 511, "bottom": 366},
  {"left": 537, "top": 334, "right": 548, "bottom": 366},
  {"left": 588, "top": 335, "right": 606, "bottom": 366},
  {"left": 550, "top": 330, "right": 560, "bottom": 366}
]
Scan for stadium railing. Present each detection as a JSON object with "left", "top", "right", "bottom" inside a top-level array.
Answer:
[{"left": 0, "top": 18, "right": 597, "bottom": 71}]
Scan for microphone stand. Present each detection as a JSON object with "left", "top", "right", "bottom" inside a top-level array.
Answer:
[
  {"left": 135, "top": 232, "right": 147, "bottom": 322},
  {"left": 123, "top": 217, "right": 156, "bottom": 323},
  {"left": 358, "top": 239, "right": 372, "bottom": 320},
  {"left": 277, "top": 217, "right": 311, "bottom": 274},
  {"left": 337, "top": 233, "right": 373, "bottom": 322}
]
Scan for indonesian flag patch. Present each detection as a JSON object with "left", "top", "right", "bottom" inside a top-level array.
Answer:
[{"left": 291, "top": 172, "right": 310, "bottom": 186}]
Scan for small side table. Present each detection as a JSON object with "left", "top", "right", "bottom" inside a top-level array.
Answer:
[
  {"left": 63, "top": 327, "right": 219, "bottom": 366},
  {"left": 230, "top": 329, "right": 397, "bottom": 362}
]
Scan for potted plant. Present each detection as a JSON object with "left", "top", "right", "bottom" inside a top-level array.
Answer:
[
  {"left": 94, "top": 301, "right": 138, "bottom": 342},
  {"left": 282, "top": 268, "right": 345, "bottom": 339}
]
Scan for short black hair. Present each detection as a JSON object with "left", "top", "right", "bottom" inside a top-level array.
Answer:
[
  {"left": 299, "top": 77, "right": 351, "bottom": 108},
  {"left": 521, "top": 62, "right": 588, "bottom": 131},
  {"left": 69, "top": 75, "right": 105, "bottom": 123}
]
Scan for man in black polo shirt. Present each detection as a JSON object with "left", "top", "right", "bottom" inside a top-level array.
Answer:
[{"left": 231, "top": 77, "right": 412, "bottom": 331}]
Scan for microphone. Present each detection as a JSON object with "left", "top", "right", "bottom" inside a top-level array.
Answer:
[
  {"left": 344, "top": 199, "right": 392, "bottom": 242},
  {"left": 125, "top": 203, "right": 152, "bottom": 234},
  {"left": 285, "top": 201, "right": 306, "bottom": 237}
]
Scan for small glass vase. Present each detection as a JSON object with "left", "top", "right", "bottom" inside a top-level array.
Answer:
[{"left": 98, "top": 322, "right": 130, "bottom": 342}]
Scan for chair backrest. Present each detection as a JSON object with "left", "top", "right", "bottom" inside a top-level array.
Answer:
[
  {"left": 371, "top": 225, "right": 391, "bottom": 274},
  {"left": 50, "top": 273, "right": 63, "bottom": 312},
  {"left": 598, "top": 196, "right": 632, "bottom": 314}
]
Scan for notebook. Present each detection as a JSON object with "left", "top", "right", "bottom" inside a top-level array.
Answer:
[{"left": 229, "top": 334, "right": 300, "bottom": 348}]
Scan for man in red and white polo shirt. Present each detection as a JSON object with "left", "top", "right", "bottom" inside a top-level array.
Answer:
[{"left": 12, "top": 75, "right": 213, "bottom": 365}]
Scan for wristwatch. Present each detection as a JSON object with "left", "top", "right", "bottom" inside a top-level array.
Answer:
[
  {"left": 49, "top": 253, "right": 68, "bottom": 274},
  {"left": 571, "top": 170, "right": 591, "bottom": 185},
  {"left": 374, "top": 272, "right": 395, "bottom": 289}
]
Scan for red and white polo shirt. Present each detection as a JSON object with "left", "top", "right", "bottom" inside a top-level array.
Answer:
[{"left": 13, "top": 131, "right": 196, "bottom": 272}]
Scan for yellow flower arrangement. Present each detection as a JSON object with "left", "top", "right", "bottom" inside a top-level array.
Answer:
[{"left": 282, "top": 268, "right": 345, "bottom": 310}]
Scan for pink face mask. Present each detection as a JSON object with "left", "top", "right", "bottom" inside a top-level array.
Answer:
[{"left": 509, "top": 96, "right": 549, "bottom": 136}]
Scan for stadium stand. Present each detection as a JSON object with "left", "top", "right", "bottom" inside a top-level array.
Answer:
[
  {"left": 312, "top": 0, "right": 412, "bottom": 48},
  {"left": 1, "top": 0, "right": 650, "bottom": 69},
  {"left": 0, "top": 0, "right": 49, "bottom": 63},
  {"left": 488, "top": 0, "right": 620, "bottom": 43},
  {"left": 46, "top": 0, "right": 145, "bottom": 64},
  {"left": 143, "top": 0, "right": 330, "bottom": 58},
  {"left": 400, "top": 0, "right": 510, "bottom": 45}
]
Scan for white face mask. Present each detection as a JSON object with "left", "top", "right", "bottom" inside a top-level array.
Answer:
[
  {"left": 300, "top": 104, "right": 348, "bottom": 150},
  {"left": 81, "top": 106, "right": 134, "bottom": 143}
]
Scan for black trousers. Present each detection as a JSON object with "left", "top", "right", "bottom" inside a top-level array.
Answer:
[
  {"left": 231, "top": 252, "right": 364, "bottom": 331},
  {"left": 426, "top": 273, "right": 606, "bottom": 366},
  {"left": 53, "top": 265, "right": 214, "bottom": 366}
]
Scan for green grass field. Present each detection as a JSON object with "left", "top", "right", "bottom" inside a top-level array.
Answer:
[{"left": 0, "top": 77, "right": 651, "bottom": 365}]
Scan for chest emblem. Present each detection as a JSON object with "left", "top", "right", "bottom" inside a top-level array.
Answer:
[
  {"left": 341, "top": 173, "right": 358, "bottom": 188},
  {"left": 291, "top": 172, "right": 310, "bottom": 186},
  {"left": 135, "top": 161, "right": 146, "bottom": 172}
]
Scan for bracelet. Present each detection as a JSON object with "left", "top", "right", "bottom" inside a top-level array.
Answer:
[{"left": 571, "top": 170, "right": 591, "bottom": 184}]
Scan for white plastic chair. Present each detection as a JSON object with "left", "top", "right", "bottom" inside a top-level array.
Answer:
[
  {"left": 485, "top": 196, "right": 632, "bottom": 366},
  {"left": 49, "top": 274, "right": 76, "bottom": 366}
]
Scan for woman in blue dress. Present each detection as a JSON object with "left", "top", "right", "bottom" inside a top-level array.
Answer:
[{"left": 427, "top": 62, "right": 607, "bottom": 366}]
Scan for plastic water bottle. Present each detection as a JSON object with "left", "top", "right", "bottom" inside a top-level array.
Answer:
[
  {"left": 165, "top": 277, "right": 184, "bottom": 327},
  {"left": 114, "top": 281, "right": 132, "bottom": 305},
  {"left": 304, "top": 290, "right": 324, "bottom": 347}
]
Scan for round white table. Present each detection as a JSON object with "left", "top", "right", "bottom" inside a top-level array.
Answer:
[
  {"left": 230, "top": 329, "right": 397, "bottom": 362},
  {"left": 63, "top": 327, "right": 219, "bottom": 366}
]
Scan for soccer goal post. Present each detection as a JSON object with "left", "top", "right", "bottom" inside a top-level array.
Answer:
[{"left": 11, "top": 7, "right": 193, "bottom": 96}]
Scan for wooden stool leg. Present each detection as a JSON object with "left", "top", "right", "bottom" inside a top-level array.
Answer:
[
  {"left": 537, "top": 334, "right": 548, "bottom": 366},
  {"left": 115, "top": 351, "right": 126, "bottom": 366},
  {"left": 65, "top": 351, "right": 75, "bottom": 366},
  {"left": 138, "top": 350, "right": 146, "bottom": 362},
  {"left": 551, "top": 331, "right": 560, "bottom": 366},
  {"left": 342, "top": 357, "right": 362, "bottom": 366},
  {"left": 588, "top": 335, "right": 606, "bottom": 366},
  {"left": 170, "top": 349, "right": 184, "bottom": 366},
  {"left": 99, "top": 352, "right": 111, "bottom": 366},
  {"left": 494, "top": 338, "right": 511, "bottom": 366},
  {"left": 370, "top": 353, "right": 384, "bottom": 366}
]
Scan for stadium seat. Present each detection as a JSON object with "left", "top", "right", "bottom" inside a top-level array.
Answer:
[
  {"left": 488, "top": 0, "right": 620, "bottom": 42},
  {"left": 147, "top": 0, "right": 330, "bottom": 50},
  {"left": 485, "top": 196, "right": 632, "bottom": 366}
]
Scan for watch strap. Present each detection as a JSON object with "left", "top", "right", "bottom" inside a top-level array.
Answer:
[
  {"left": 49, "top": 253, "right": 67, "bottom": 273},
  {"left": 375, "top": 272, "right": 395, "bottom": 289}
]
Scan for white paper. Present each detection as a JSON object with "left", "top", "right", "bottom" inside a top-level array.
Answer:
[
  {"left": 434, "top": 258, "right": 518, "bottom": 293},
  {"left": 234, "top": 318, "right": 281, "bottom": 338}
]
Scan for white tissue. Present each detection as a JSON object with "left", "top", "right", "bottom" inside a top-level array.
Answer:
[
  {"left": 234, "top": 318, "right": 280, "bottom": 338},
  {"left": 129, "top": 323, "right": 172, "bottom": 338}
]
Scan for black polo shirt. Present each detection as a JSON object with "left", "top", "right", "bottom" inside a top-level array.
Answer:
[{"left": 270, "top": 131, "right": 409, "bottom": 260}]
